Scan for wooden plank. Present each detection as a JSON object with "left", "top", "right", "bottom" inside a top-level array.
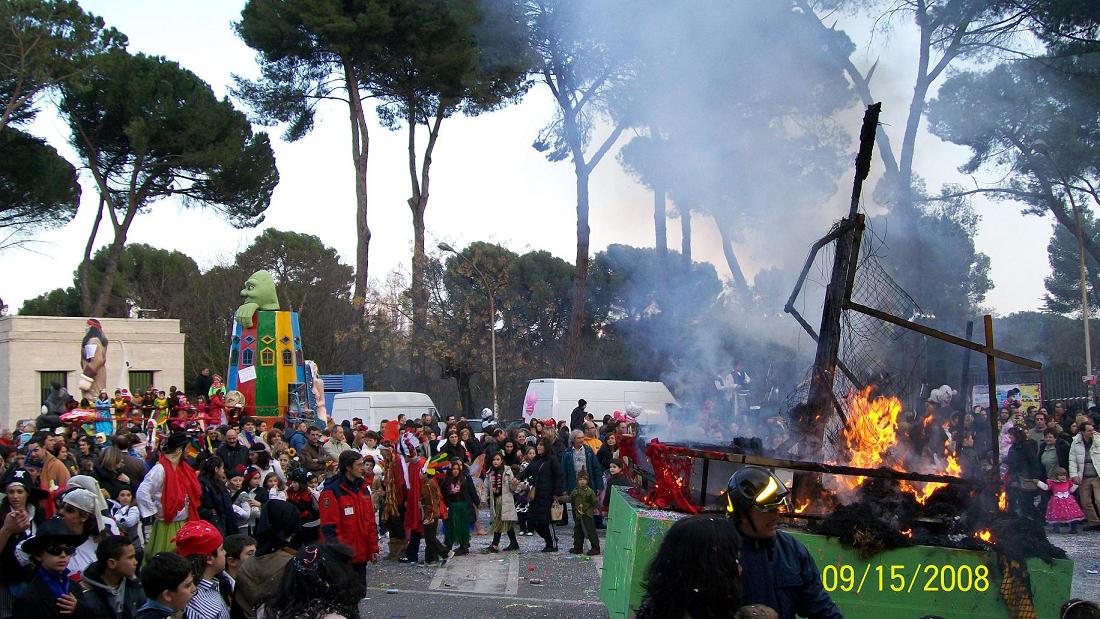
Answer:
[
  {"left": 663, "top": 444, "right": 973, "bottom": 486},
  {"left": 843, "top": 301, "right": 1042, "bottom": 369}
]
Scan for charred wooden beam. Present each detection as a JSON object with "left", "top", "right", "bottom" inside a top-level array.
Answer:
[
  {"left": 842, "top": 301, "right": 1041, "bottom": 370},
  {"left": 662, "top": 443, "right": 974, "bottom": 486}
]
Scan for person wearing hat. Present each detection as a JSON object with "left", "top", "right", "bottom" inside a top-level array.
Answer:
[
  {"left": 135, "top": 433, "right": 201, "bottom": 564},
  {"left": 725, "top": 467, "right": 840, "bottom": 619},
  {"left": 318, "top": 451, "right": 378, "bottom": 573},
  {"left": 12, "top": 518, "right": 89, "bottom": 619},
  {"left": 0, "top": 468, "right": 49, "bottom": 617},
  {"left": 171, "top": 520, "right": 228, "bottom": 619},
  {"left": 233, "top": 501, "right": 301, "bottom": 619},
  {"left": 284, "top": 469, "right": 319, "bottom": 546}
]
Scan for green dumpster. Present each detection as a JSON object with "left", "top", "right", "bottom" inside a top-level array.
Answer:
[{"left": 598, "top": 488, "right": 1074, "bottom": 619}]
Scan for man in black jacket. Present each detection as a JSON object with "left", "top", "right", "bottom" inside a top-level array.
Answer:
[
  {"left": 216, "top": 430, "right": 250, "bottom": 476},
  {"left": 569, "top": 400, "right": 588, "bottom": 431},
  {"left": 80, "top": 535, "right": 146, "bottom": 619}
]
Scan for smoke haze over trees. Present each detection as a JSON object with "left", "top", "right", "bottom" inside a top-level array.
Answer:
[{"left": 7, "top": 0, "right": 1100, "bottom": 416}]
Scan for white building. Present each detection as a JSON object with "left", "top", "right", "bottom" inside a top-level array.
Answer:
[{"left": 0, "top": 316, "right": 185, "bottom": 431}]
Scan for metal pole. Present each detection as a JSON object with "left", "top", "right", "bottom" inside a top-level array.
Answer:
[
  {"left": 1068, "top": 188, "right": 1095, "bottom": 407},
  {"left": 488, "top": 285, "right": 498, "bottom": 415}
]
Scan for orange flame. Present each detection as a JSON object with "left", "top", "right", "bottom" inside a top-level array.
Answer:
[
  {"left": 976, "top": 530, "right": 993, "bottom": 543},
  {"left": 840, "top": 387, "right": 902, "bottom": 488},
  {"left": 898, "top": 453, "right": 960, "bottom": 505},
  {"left": 794, "top": 498, "right": 811, "bottom": 514},
  {"left": 997, "top": 491, "right": 1007, "bottom": 511},
  {"left": 839, "top": 388, "right": 962, "bottom": 505},
  {"left": 901, "top": 528, "right": 913, "bottom": 538}
]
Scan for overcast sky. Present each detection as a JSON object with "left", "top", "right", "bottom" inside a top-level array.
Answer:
[{"left": 1, "top": 0, "right": 1053, "bottom": 320}]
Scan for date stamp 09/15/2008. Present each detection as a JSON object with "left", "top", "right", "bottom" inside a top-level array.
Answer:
[{"left": 821, "top": 563, "right": 991, "bottom": 594}]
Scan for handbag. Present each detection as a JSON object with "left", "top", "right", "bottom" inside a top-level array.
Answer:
[{"left": 550, "top": 501, "right": 564, "bottom": 522}]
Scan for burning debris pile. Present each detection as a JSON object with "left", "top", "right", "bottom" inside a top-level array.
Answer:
[{"left": 808, "top": 477, "right": 1065, "bottom": 564}]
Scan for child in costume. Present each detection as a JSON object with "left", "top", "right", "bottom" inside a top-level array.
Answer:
[
  {"left": 135, "top": 433, "right": 201, "bottom": 564},
  {"left": 153, "top": 392, "right": 169, "bottom": 426},
  {"left": 208, "top": 376, "right": 226, "bottom": 426},
  {"left": 1036, "top": 467, "right": 1086, "bottom": 533},
  {"left": 111, "top": 390, "right": 130, "bottom": 433},
  {"left": 12, "top": 519, "right": 88, "bottom": 619},
  {"left": 93, "top": 392, "right": 113, "bottom": 437},
  {"left": 440, "top": 459, "right": 473, "bottom": 556},
  {"left": 407, "top": 468, "right": 451, "bottom": 566}
]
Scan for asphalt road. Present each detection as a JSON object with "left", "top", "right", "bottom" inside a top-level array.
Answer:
[
  {"left": 1049, "top": 530, "right": 1100, "bottom": 603},
  {"left": 359, "top": 520, "right": 609, "bottom": 619},
  {"left": 354, "top": 514, "right": 1100, "bottom": 618}
]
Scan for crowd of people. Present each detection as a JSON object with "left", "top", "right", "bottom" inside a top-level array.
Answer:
[
  {"left": 5, "top": 375, "right": 1100, "bottom": 619},
  {"left": 0, "top": 385, "right": 644, "bottom": 619}
]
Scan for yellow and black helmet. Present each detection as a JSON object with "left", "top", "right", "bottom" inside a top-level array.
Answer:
[{"left": 726, "top": 466, "right": 790, "bottom": 514}]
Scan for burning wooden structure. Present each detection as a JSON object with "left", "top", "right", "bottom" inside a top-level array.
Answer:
[{"left": 621, "top": 103, "right": 1063, "bottom": 618}]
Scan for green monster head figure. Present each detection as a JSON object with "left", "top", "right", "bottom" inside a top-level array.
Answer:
[{"left": 234, "top": 270, "right": 281, "bottom": 328}]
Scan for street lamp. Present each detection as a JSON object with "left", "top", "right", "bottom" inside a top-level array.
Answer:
[
  {"left": 1033, "top": 142, "right": 1094, "bottom": 406},
  {"left": 437, "top": 242, "right": 498, "bottom": 416}
]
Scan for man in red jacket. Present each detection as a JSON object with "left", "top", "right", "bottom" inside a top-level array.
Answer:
[{"left": 318, "top": 450, "right": 379, "bottom": 574}]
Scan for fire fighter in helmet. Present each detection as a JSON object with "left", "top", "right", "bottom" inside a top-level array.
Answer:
[{"left": 726, "top": 467, "right": 842, "bottom": 619}]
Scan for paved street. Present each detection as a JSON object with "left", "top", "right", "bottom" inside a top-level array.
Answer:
[
  {"left": 355, "top": 515, "right": 1099, "bottom": 618},
  {"left": 1049, "top": 530, "right": 1100, "bottom": 603},
  {"left": 359, "top": 519, "right": 610, "bottom": 619}
]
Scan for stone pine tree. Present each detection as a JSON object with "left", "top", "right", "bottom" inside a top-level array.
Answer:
[
  {"left": 928, "top": 57, "right": 1100, "bottom": 298},
  {"left": 373, "top": 0, "right": 531, "bottom": 392},
  {"left": 1, "top": 0, "right": 125, "bottom": 131},
  {"left": 60, "top": 49, "right": 278, "bottom": 317},
  {"left": 0, "top": 0, "right": 124, "bottom": 244},
  {"left": 234, "top": 0, "right": 394, "bottom": 306},
  {"left": 1044, "top": 217, "right": 1100, "bottom": 316},
  {"left": 525, "top": 0, "right": 633, "bottom": 377}
]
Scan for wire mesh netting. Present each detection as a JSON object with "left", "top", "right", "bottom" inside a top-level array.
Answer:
[{"left": 784, "top": 219, "right": 929, "bottom": 453}]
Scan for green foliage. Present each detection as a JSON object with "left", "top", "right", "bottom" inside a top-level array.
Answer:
[
  {"left": 60, "top": 49, "right": 278, "bottom": 226},
  {"left": 527, "top": 0, "right": 631, "bottom": 163},
  {"left": 1043, "top": 216, "right": 1100, "bottom": 315},
  {"left": 18, "top": 286, "right": 81, "bottom": 316},
  {"left": 0, "top": 128, "right": 79, "bottom": 236},
  {"left": 994, "top": 311, "right": 1097, "bottom": 371},
  {"left": 233, "top": 0, "right": 392, "bottom": 140},
  {"left": 372, "top": 0, "right": 532, "bottom": 128},
  {"left": 0, "top": 0, "right": 126, "bottom": 130}
]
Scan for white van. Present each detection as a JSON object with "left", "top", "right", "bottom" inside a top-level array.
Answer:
[
  {"left": 330, "top": 392, "right": 438, "bottom": 431},
  {"left": 520, "top": 379, "right": 676, "bottom": 428}
]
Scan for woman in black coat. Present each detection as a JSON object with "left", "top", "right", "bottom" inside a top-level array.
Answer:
[
  {"left": 440, "top": 432, "right": 468, "bottom": 464},
  {"left": 1004, "top": 427, "right": 1043, "bottom": 521},
  {"left": 517, "top": 438, "right": 563, "bottom": 552},
  {"left": 197, "top": 456, "right": 235, "bottom": 537}
]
